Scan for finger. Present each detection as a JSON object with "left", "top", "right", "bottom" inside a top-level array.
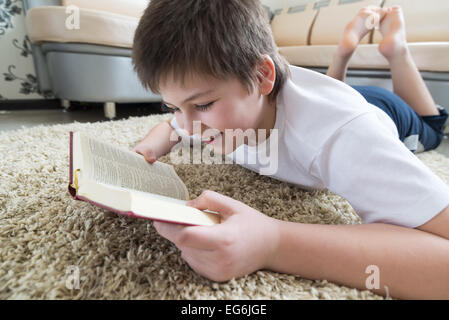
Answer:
[
  {"left": 154, "top": 220, "right": 220, "bottom": 250},
  {"left": 139, "top": 150, "right": 156, "bottom": 163},
  {"left": 146, "top": 155, "right": 157, "bottom": 164},
  {"left": 178, "top": 224, "right": 230, "bottom": 250},
  {"left": 155, "top": 220, "right": 224, "bottom": 250},
  {"left": 144, "top": 150, "right": 157, "bottom": 163},
  {"left": 134, "top": 148, "right": 151, "bottom": 162},
  {"left": 132, "top": 145, "right": 156, "bottom": 162},
  {"left": 153, "top": 220, "right": 187, "bottom": 243},
  {"left": 187, "top": 190, "right": 241, "bottom": 220}
]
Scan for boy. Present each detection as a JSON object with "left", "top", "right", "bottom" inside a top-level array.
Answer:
[{"left": 132, "top": 0, "right": 449, "bottom": 299}]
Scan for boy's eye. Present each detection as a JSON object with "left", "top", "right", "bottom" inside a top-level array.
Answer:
[
  {"left": 161, "top": 104, "right": 180, "bottom": 113},
  {"left": 161, "top": 101, "right": 213, "bottom": 113},
  {"left": 195, "top": 102, "right": 213, "bottom": 111}
]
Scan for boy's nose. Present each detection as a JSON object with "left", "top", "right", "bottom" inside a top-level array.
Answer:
[
  {"left": 182, "top": 113, "right": 202, "bottom": 137},
  {"left": 183, "top": 120, "right": 195, "bottom": 136}
]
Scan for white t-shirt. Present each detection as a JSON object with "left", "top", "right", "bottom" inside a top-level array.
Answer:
[{"left": 171, "top": 65, "right": 449, "bottom": 228}]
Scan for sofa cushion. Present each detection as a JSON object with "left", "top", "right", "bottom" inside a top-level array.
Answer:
[
  {"left": 26, "top": 6, "right": 138, "bottom": 48},
  {"left": 62, "top": 0, "right": 148, "bottom": 18},
  {"left": 271, "top": 3, "right": 318, "bottom": 46},
  {"left": 279, "top": 42, "right": 449, "bottom": 72},
  {"left": 310, "top": 0, "right": 383, "bottom": 45},
  {"left": 372, "top": 0, "right": 449, "bottom": 43}
]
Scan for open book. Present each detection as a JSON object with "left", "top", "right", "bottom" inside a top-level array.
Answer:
[{"left": 68, "top": 131, "right": 220, "bottom": 226}]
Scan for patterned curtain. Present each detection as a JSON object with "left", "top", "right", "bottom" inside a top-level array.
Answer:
[{"left": 0, "top": 0, "right": 50, "bottom": 100}]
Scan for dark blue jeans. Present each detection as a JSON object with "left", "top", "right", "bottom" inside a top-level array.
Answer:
[{"left": 352, "top": 85, "right": 448, "bottom": 153}]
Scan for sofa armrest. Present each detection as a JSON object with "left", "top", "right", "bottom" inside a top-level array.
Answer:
[
  {"left": 62, "top": 0, "right": 148, "bottom": 18},
  {"left": 23, "top": 0, "right": 62, "bottom": 13}
]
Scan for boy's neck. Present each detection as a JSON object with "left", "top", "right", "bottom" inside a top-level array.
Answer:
[{"left": 251, "top": 97, "right": 277, "bottom": 146}]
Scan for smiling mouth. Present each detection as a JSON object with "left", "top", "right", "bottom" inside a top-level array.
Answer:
[{"left": 203, "top": 132, "right": 222, "bottom": 144}]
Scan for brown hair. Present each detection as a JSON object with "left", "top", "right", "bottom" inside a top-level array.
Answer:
[{"left": 132, "top": 0, "right": 290, "bottom": 101}]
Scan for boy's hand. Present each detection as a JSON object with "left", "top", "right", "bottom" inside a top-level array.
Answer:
[
  {"left": 153, "top": 190, "right": 280, "bottom": 282},
  {"left": 133, "top": 142, "right": 158, "bottom": 164},
  {"left": 133, "top": 119, "right": 180, "bottom": 164}
]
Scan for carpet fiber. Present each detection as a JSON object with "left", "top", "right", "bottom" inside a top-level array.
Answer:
[{"left": 1, "top": 114, "right": 449, "bottom": 299}]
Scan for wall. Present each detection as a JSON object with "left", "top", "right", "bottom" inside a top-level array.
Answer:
[{"left": 0, "top": 0, "right": 46, "bottom": 100}]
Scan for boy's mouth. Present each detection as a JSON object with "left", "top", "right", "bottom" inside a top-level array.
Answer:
[{"left": 203, "top": 132, "right": 222, "bottom": 144}]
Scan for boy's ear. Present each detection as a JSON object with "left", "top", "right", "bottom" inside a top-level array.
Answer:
[{"left": 256, "top": 55, "right": 276, "bottom": 96}]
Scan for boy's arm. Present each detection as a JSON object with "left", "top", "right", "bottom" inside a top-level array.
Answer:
[
  {"left": 416, "top": 204, "right": 449, "bottom": 240},
  {"left": 133, "top": 117, "right": 180, "bottom": 162},
  {"left": 151, "top": 190, "right": 449, "bottom": 299},
  {"left": 267, "top": 219, "right": 449, "bottom": 299}
]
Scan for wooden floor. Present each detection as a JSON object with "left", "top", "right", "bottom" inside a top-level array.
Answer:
[{"left": 0, "top": 103, "right": 163, "bottom": 131}]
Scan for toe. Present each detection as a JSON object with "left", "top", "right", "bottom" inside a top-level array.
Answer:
[{"left": 378, "top": 8, "right": 388, "bottom": 20}]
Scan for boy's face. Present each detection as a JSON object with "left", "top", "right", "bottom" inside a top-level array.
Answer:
[{"left": 160, "top": 71, "right": 274, "bottom": 155}]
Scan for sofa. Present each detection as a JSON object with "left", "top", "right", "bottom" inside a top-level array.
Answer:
[
  {"left": 271, "top": 0, "right": 449, "bottom": 110},
  {"left": 24, "top": 0, "right": 159, "bottom": 119},
  {"left": 25, "top": 0, "right": 449, "bottom": 119}
]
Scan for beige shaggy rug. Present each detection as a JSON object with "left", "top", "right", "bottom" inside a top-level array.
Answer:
[{"left": 1, "top": 113, "right": 449, "bottom": 300}]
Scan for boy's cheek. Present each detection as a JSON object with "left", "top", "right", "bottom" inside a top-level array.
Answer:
[{"left": 215, "top": 133, "right": 244, "bottom": 155}]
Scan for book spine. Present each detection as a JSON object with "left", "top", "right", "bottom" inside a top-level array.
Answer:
[{"left": 68, "top": 131, "right": 77, "bottom": 199}]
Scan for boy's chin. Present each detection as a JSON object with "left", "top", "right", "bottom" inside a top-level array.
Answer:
[
  {"left": 204, "top": 134, "right": 238, "bottom": 155},
  {"left": 209, "top": 140, "right": 243, "bottom": 156}
]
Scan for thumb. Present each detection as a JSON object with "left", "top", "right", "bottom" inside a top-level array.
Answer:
[
  {"left": 187, "top": 190, "right": 240, "bottom": 220},
  {"left": 141, "top": 150, "right": 157, "bottom": 163},
  {"left": 132, "top": 145, "right": 156, "bottom": 163}
]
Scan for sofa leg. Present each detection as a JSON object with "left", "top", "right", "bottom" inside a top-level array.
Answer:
[
  {"left": 104, "top": 102, "right": 116, "bottom": 119},
  {"left": 61, "top": 99, "right": 70, "bottom": 111}
]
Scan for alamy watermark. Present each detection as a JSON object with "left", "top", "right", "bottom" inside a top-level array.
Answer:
[
  {"left": 365, "top": 264, "right": 391, "bottom": 299},
  {"left": 66, "top": 265, "right": 80, "bottom": 290},
  {"left": 364, "top": 11, "right": 380, "bottom": 30},
  {"left": 65, "top": 5, "right": 80, "bottom": 30},
  {"left": 66, "top": 263, "right": 392, "bottom": 297},
  {"left": 168, "top": 120, "right": 279, "bottom": 175}
]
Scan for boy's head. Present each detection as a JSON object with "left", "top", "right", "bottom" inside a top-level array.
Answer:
[{"left": 132, "top": 0, "right": 290, "bottom": 154}]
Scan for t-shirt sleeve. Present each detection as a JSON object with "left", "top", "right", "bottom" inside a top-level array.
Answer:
[{"left": 310, "top": 111, "right": 449, "bottom": 228}]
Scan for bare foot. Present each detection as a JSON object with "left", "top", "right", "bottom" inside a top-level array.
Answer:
[
  {"left": 337, "top": 6, "right": 385, "bottom": 58},
  {"left": 378, "top": 6, "right": 408, "bottom": 61}
]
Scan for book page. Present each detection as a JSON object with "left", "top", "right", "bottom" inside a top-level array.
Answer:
[
  {"left": 78, "top": 179, "right": 132, "bottom": 212},
  {"left": 79, "top": 133, "right": 189, "bottom": 200},
  {"left": 96, "top": 182, "right": 189, "bottom": 206}
]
